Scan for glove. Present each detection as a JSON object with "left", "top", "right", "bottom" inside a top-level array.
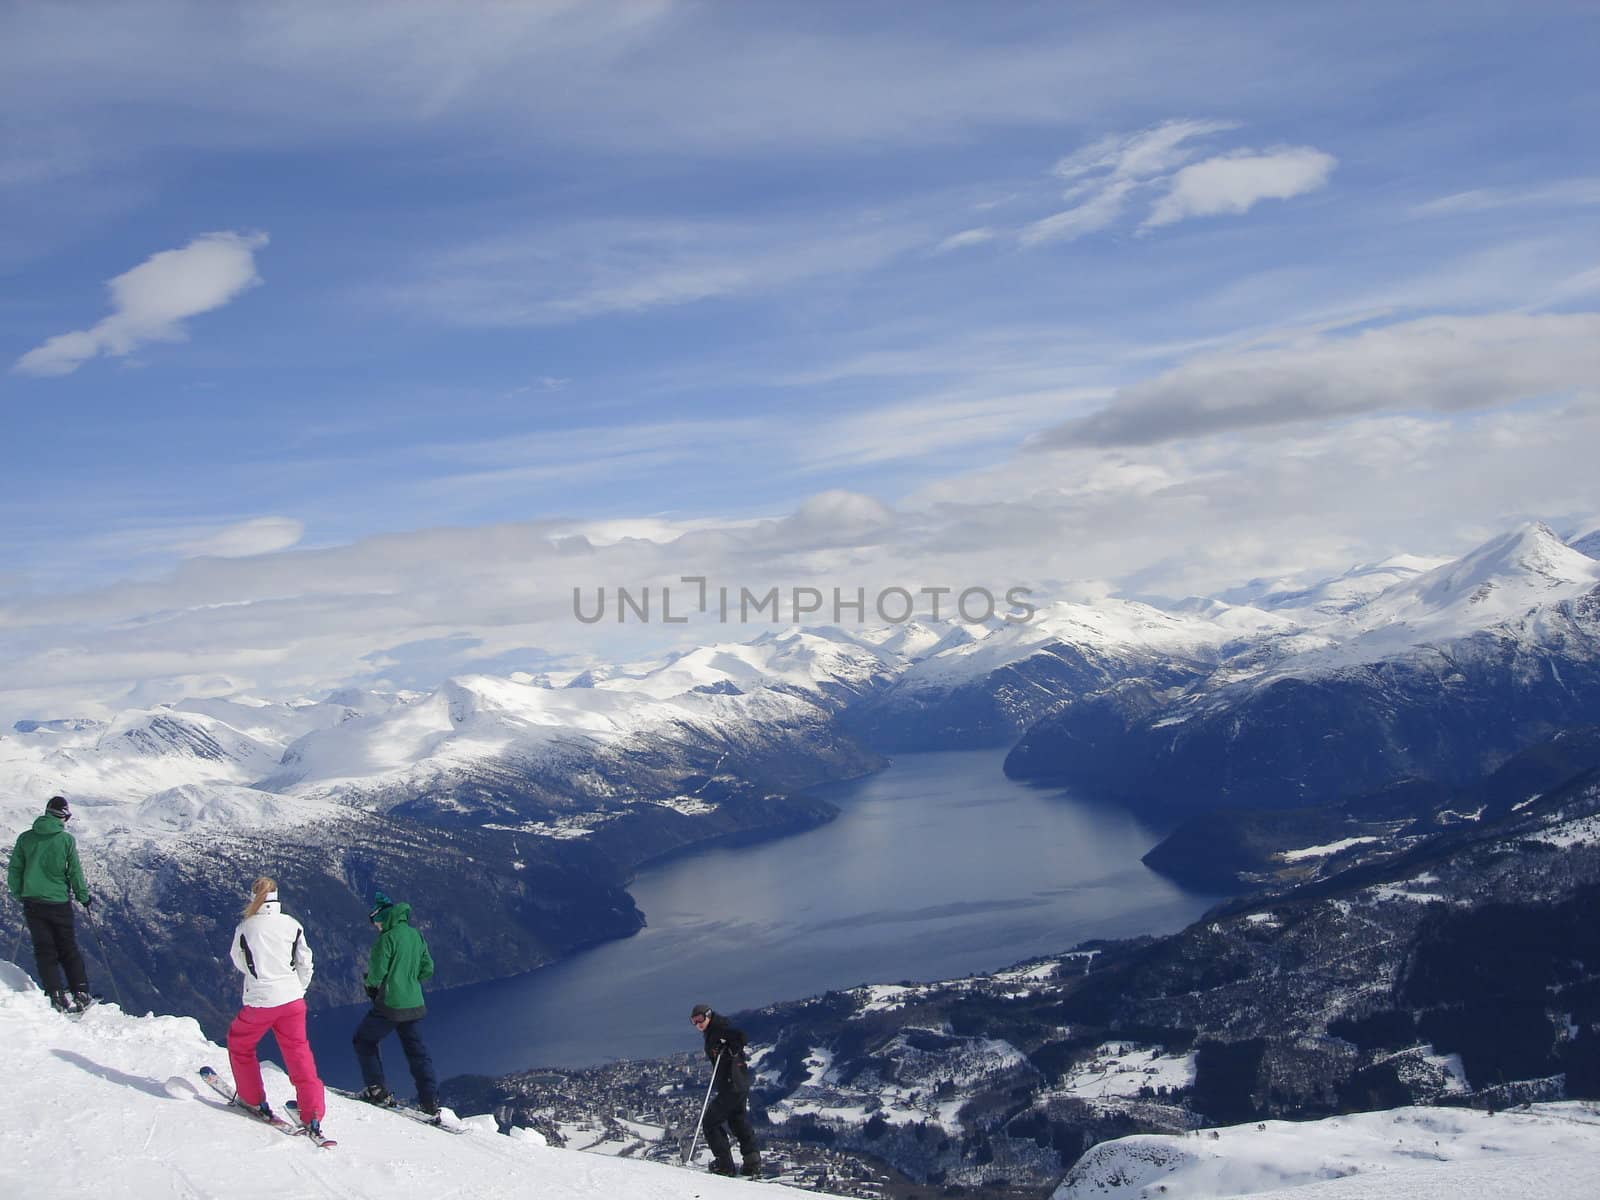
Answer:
[
  {"left": 80, "top": 896, "right": 93, "bottom": 911},
  {"left": 365, "top": 985, "right": 379, "bottom": 1000}
]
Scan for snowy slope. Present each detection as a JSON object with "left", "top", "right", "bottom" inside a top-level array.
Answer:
[
  {"left": 0, "top": 640, "right": 878, "bottom": 836},
  {"left": 0, "top": 959, "right": 833, "bottom": 1200},
  {"left": 851, "top": 619, "right": 951, "bottom": 661},
  {"left": 1333, "top": 522, "right": 1600, "bottom": 648},
  {"left": 1215, "top": 556, "right": 1446, "bottom": 619},
  {"left": 1052, "top": 1103, "right": 1600, "bottom": 1200},
  {"left": 267, "top": 666, "right": 871, "bottom": 812},
  {"left": 0, "top": 692, "right": 413, "bottom": 831},
  {"left": 891, "top": 596, "right": 1295, "bottom": 692},
  {"left": 1098, "top": 522, "right": 1600, "bottom": 714},
  {"left": 0, "top": 708, "right": 283, "bottom": 807},
  {"left": 592, "top": 626, "right": 897, "bottom": 704}
]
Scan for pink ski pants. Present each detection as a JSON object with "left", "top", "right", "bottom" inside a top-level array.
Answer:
[{"left": 227, "top": 997, "right": 325, "bottom": 1121}]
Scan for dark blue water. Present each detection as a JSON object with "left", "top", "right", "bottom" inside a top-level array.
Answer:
[{"left": 308, "top": 749, "right": 1214, "bottom": 1083}]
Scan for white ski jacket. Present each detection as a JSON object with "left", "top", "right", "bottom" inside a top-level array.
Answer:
[{"left": 229, "top": 898, "right": 315, "bottom": 1009}]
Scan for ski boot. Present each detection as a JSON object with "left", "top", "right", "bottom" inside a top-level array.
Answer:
[
  {"left": 741, "top": 1152, "right": 764, "bottom": 1177},
  {"left": 359, "top": 1084, "right": 397, "bottom": 1107}
]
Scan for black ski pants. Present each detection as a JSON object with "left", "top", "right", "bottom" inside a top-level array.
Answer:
[
  {"left": 23, "top": 899, "right": 87, "bottom": 994},
  {"left": 352, "top": 1009, "right": 439, "bottom": 1108},
  {"left": 703, "top": 1087, "right": 758, "bottom": 1169}
]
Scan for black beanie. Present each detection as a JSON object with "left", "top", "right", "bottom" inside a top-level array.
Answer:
[
  {"left": 45, "top": 796, "right": 70, "bottom": 820},
  {"left": 690, "top": 1003, "right": 713, "bottom": 1019}
]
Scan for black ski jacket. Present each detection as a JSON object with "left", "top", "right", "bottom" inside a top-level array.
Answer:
[{"left": 701, "top": 1012, "right": 751, "bottom": 1094}]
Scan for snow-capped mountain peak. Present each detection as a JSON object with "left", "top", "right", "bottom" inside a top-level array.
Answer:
[
  {"left": 1215, "top": 553, "right": 1448, "bottom": 619},
  {"left": 1344, "top": 521, "right": 1600, "bottom": 642},
  {"left": 594, "top": 626, "right": 896, "bottom": 705}
]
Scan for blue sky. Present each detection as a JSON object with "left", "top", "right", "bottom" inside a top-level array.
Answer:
[{"left": 2, "top": 1, "right": 1599, "bottom": 719}]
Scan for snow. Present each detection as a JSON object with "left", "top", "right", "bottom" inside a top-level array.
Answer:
[
  {"left": 0, "top": 959, "right": 834, "bottom": 1200},
  {"left": 1053, "top": 1102, "right": 1600, "bottom": 1199},
  {"left": 855, "top": 984, "right": 918, "bottom": 1013},
  {"left": 852, "top": 620, "right": 950, "bottom": 661},
  {"left": 993, "top": 958, "right": 1066, "bottom": 983},
  {"left": 1365, "top": 888, "right": 1450, "bottom": 905},
  {"left": 1214, "top": 556, "right": 1445, "bottom": 617},
  {"left": 1263, "top": 522, "right": 1600, "bottom": 677},
  {"left": 898, "top": 596, "right": 1290, "bottom": 691},
  {"left": 1419, "top": 1053, "right": 1470, "bottom": 1096},
  {"left": 1347, "top": 523, "right": 1600, "bottom": 638},
  {"left": 1528, "top": 813, "right": 1600, "bottom": 848},
  {"left": 1279, "top": 838, "right": 1381, "bottom": 863},
  {"left": 645, "top": 795, "right": 721, "bottom": 816},
  {"left": 1053, "top": 1043, "right": 1197, "bottom": 1101},
  {"left": 594, "top": 626, "right": 895, "bottom": 703},
  {"left": 0, "top": 645, "right": 846, "bottom": 849},
  {"left": 131, "top": 783, "right": 330, "bottom": 834},
  {"left": 768, "top": 1031, "right": 1031, "bottom": 1134}
]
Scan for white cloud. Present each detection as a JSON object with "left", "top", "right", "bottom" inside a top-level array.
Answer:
[
  {"left": 912, "top": 402, "right": 1600, "bottom": 596},
  {"left": 3, "top": 391, "right": 1599, "bottom": 726},
  {"left": 14, "top": 232, "right": 268, "bottom": 376},
  {"left": 1052, "top": 118, "right": 1237, "bottom": 184},
  {"left": 1143, "top": 147, "right": 1336, "bottom": 230},
  {"left": 392, "top": 218, "right": 924, "bottom": 326},
  {"left": 179, "top": 517, "right": 306, "bottom": 559},
  {"left": 1022, "top": 119, "right": 1235, "bottom": 247},
  {"left": 933, "top": 227, "right": 997, "bottom": 253},
  {"left": 1036, "top": 311, "right": 1600, "bottom": 447},
  {"left": 796, "top": 387, "right": 1109, "bottom": 471},
  {"left": 1022, "top": 180, "right": 1136, "bottom": 246},
  {"left": 1018, "top": 122, "right": 1335, "bottom": 247},
  {"left": 1415, "top": 178, "right": 1600, "bottom": 216}
]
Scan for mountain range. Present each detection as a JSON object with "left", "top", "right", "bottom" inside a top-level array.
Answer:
[{"left": 3, "top": 520, "right": 1598, "bottom": 1043}]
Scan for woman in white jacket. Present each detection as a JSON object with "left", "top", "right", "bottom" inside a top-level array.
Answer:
[{"left": 226, "top": 876, "right": 326, "bottom": 1133}]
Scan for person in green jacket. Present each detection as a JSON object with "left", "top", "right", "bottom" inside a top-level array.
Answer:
[
  {"left": 352, "top": 891, "right": 440, "bottom": 1114},
  {"left": 7, "top": 796, "right": 94, "bottom": 1013}
]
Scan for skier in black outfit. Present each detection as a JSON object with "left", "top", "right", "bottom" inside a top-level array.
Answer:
[{"left": 690, "top": 1002, "right": 762, "bottom": 1177}]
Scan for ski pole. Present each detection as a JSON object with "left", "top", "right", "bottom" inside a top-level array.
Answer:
[
  {"left": 81, "top": 905, "right": 125, "bottom": 1009},
  {"left": 684, "top": 1048, "right": 723, "bottom": 1167},
  {"left": 8, "top": 891, "right": 25, "bottom": 962}
]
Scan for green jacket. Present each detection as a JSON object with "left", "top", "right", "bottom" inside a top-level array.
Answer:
[
  {"left": 363, "top": 902, "right": 434, "bottom": 1021},
  {"left": 8, "top": 815, "right": 90, "bottom": 905}
]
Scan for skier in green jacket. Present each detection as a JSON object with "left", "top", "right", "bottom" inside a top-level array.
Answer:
[
  {"left": 352, "top": 891, "right": 440, "bottom": 1115},
  {"left": 7, "top": 796, "right": 94, "bottom": 1013}
]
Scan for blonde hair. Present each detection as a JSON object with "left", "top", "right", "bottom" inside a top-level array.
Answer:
[{"left": 242, "top": 876, "right": 278, "bottom": 918}]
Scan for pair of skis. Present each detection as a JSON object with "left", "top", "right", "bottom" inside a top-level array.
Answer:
[
  {"left": 199, "top": 1067, "right": 465, "bottom": 1146},
  {"left": 326, "top": 1084, "right": 467, "bottom": 1134},
  {"left": 197, "top": 1066, "right": 338, "bottom": 1148}
]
